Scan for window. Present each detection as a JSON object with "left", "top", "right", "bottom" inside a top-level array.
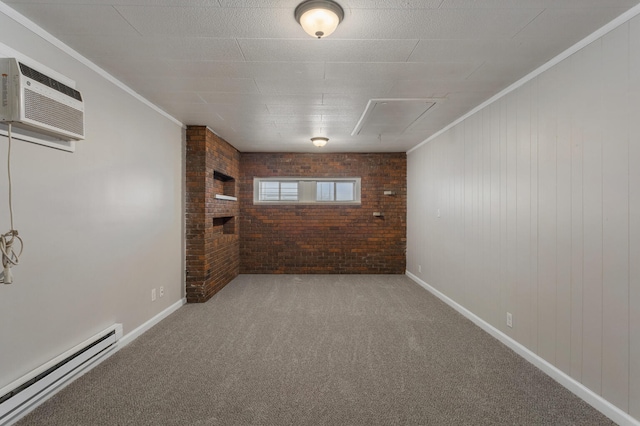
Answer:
[
  {"left": 254, "top": 177, "right": 360, "bottom": 205},
  {"left": 259, "top": 181, "right": 298, "bottom": 201},
  {"left": 316, "top": 181, "right": 355, "bottom": 202}
]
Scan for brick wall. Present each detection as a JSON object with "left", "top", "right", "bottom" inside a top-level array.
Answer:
[
  {"left": 239, "top": 153, "right": 406, "bottom": 274},
  {"left": 185, "top": 126, "right": 240, "bottom": 303}
]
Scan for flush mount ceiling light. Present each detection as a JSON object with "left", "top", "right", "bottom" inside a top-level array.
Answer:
[
  {"left": 295, "top": 0, "right": 344, "bottom": 39},
  {"left": 311, "top": 137, "right": 328, "bottom": 147}
]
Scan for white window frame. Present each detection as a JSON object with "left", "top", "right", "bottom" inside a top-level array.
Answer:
[{"left": 253, "top": 177, "right": 361, "bottom": 205}]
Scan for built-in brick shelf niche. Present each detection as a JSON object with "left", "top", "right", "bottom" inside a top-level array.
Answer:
[
  {"left": 213, "top": 170, "right": 236, "bottom": 236},
  {"left": 213, "top": 170, "right": 237, "bottom": 202}
]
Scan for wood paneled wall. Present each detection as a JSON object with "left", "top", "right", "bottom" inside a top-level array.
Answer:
[{"left": 407, "top": 20, "right": 639, "bottom": 420}]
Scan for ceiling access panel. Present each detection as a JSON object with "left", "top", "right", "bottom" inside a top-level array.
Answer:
[{"left": 351, "top": 98, "right": 444, "bottom": 137}]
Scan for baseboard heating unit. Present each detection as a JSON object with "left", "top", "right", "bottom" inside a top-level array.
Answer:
[{"left": 0, "top": 324, "right": 123, "bottom": 425}]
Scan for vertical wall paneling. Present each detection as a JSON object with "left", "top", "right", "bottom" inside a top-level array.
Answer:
[
  {"left": 441, "top": 130, "right": 452, "bottom": 295},
  {"left": 569, "top": 45, "right": 587, "bottom": 383},
  {"left": 451, "top": 125, "right": 466, "bottom": 303},
  {"left": 580, "top": 39, "right": 604, "bottom": 394},
  {"left": 530, "top": 78, "right": 540, "bottom": 355},
  {"left": 407, "top": 151, "right": 418, "bottom": 274},
  {"left": 477, "top": 110, "right": 486, "bottom": 320},
  {"left": 629, "top": 15, "right": 640, "bottom": 420},
  {"left": 418, "top": 148, "right": 427, "bottom": 278},
  {"left": 601, "top": 25, "right": 630, "bottom": 411},
  {"left": 432, "top": 139, "right": 440, "bottom": 286},
  {"left": 499, "top": 96, "right": 509, "bottom": 334},
  {"left": 490, "top": 102, "right": 501, "bottom": 329},
  {"left": 406, "top": 15, "right": 640, "bottom": 421},
  {"left": 555, "top": 57, "right": 573, "bottom": 375},
  {"left": 537, "top": 66, "right": 558, "bottom": 364},
  {"left": 421, "top": 146, "right": 430, "bottom": 281},
  {"left": 481, "top": 107, "right": 493, "bottom": 323},
  {"left": 505, "top": 92, "right": 518, "bottom": 337},
  {"left": 473, "top": 113, "right": 482, "bottom": 315},
  {"left": 425, "top": 144, "right": 435, "bottom": 283},
  {"left": 516, "top": 82, "right": 533, "bottom": 350},
  {"left": 463, "top": 117, "right": 474, "bottom": 310}
]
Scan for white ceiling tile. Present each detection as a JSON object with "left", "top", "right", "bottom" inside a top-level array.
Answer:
[
  {"left": 321, "top": 114, "right": 362, "bottom": 124},
  {"left": 100, "top": 60, "right": 325, "bottom": 80},
  {"left": 328, "top": 78, "right": 391, "bottom": 96},
  {"left": 6, "top": 0, "right": 221, "bottom": 5},
  {"left": 254, "top": 79, "right": 325, "bottom": 95},
  {"left": 340, "top": 0, "right": 444, "bottom": 7},
  {"left": 273, "top": 123, "right": 329, "bottom": 133},
  {"left": 219, "top": 0, "right": 443, "bottom": 8},
  {"left": 7, "top": 4, "right": 139, "bottom": 35},
  {"left": 255, "top": 78, "right": 395, "bottom": 96},
  {"left": 238, "top": 39, "right": 418, "bottom": 62},
  {"left": 142, "top": 91, "right": 207, "bottom": 105},
  {"left": 512, "top": 7, "right": 631, "bottom": 44},
  {"left": 324, "top": 62, "right": 479, "bottom": 81},
  {"left": 387, "top": 79, "right": 507, "bottom": 98},
  {"left": 266, "top": 105, "right": 359, "bottom": 116},
  {"left": 115, "top": 5, "right": 303, "bottom": 37},
  {"left": 441, "top": 0, "right": 639, "bottom": 8},
  {"left": 207, "top": 103, "right": 271, "bottom": 116},
  {"left": 321, "top": 94, "right": 370, "bottom": 107},
  {"left": 128, "top": 76, "right": 260, "bottom": 93},
  {"left": 465, "top": 61, "right": 542, "bottom": 84},
  {"left": 167, "top": 61, "right": 326, "bottom": 80},
  {"left": 408, "top": 39, "right": 524, "bottom": 63},
  {"left": 161, "top": 102, "right": 269, "bottom": 116},
  {"left": 59, "top": 36, "right": 244, "bottom": 62},
  {"left": 200, "top": 93, "right": 323, "bottom": 106},
  {"left": 90, "top": 58, "right": 167, "bottom": 79},
  {"left": 443, "top": 91, "right": 497, "bottom": 104},
  {"left": 271, "top": 115, "right": 323, "bottom": 124},
  {"left": 335, "top": 8, "right": 543, "bottom": 39}
]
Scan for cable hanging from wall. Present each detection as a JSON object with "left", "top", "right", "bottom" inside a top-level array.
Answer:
[{"left": 1, "top": 123, "right": 24, "bottom": 284}]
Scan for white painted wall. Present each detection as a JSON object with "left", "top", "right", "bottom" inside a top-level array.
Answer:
[
  {"left": 407, "top": 14, "right": 640, "bottom": 422},
  {"left": 0, "top": 9, "right": 184, "bottom": 388}
]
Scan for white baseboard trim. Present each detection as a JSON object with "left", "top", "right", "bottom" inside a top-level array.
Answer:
[
  {"left": 1, "top": 325, "right": 123, "bottom": 426},
  {"left": 1, "top": 299, "right": 186, "bottom": 425},
  {"left": 405, "top": 271, "right": 639, "bottom": 426},
  {"left": 118, "top": 298, "right": 186, "bottom": 348}
]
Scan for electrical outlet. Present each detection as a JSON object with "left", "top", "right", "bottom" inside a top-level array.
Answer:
[
  {"left": 151, "top": 288, "right": 157, "bottom": 302},
  {"left": 418, "top": 265, "right": 422, "bottom": 273},
  {"left": 506, "top": 312, "right": 513, "bottom": 328},
  {"left": 159, "top": 286, "right": 164, "bottom": 298}
]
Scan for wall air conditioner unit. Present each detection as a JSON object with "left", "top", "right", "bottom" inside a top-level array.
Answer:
[{"left": 0, "top": 57, "right": 84, "bottom": 141}]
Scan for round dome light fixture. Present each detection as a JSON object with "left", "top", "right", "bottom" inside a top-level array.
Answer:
[
  {"left": 295, "top": 0, "right": 344, "bottom": 39},
  {"left": 311, "top": 137, "right": 329, "bottom": 147}
]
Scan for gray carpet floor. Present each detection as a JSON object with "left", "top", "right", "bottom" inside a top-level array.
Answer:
[{"left": 17, "top": 274, "right": 613, "bottom": 425}]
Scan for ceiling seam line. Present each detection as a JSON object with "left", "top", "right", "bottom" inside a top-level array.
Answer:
[
  {"left": 406, "top": 40, "right": 420, "bottom": 62},
  {"left": 235, "top": 38, "right": 247, "bottom": 61},
  {"left": 464, "top": 61, "right": 486, "bottom": 81},
  {"left": 113, "top": 6, "right": 143, "bottom": 37},
  {"left": 510, "top": 9, "right": 546, "bottom": 40}
]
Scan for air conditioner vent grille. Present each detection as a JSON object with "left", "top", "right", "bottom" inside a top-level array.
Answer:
[
  {"left": 24, "top": 89, "right": 84, "bottom": 136},
  {"left": 19, "top": 62, "right": 82, "bottom": 101}
]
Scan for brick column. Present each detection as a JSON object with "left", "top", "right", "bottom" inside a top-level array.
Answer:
[{"left": 185, "top": 126, "right": 240, "bottom": 303}]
